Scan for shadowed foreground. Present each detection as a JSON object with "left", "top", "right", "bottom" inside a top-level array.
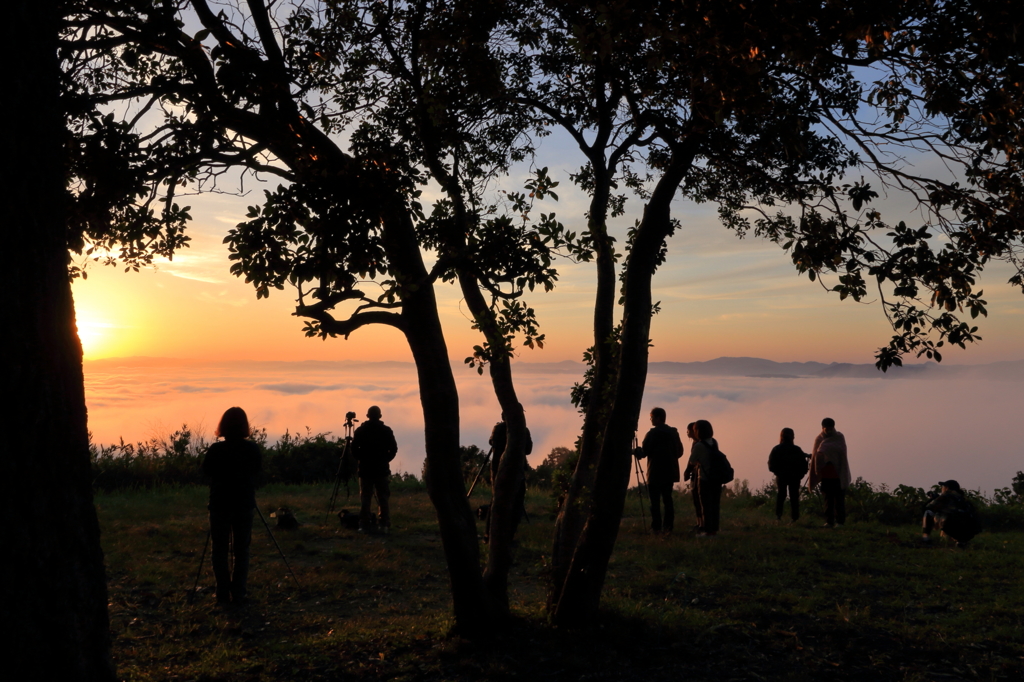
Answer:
[{"left": 98, "top": 485, "right": 1024, "bottom": 681}]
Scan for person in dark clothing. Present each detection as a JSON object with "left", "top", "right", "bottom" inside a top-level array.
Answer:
[
  {"left": 682, "top": 422, "right": 703, "bottom": 530},
  {"left": 351, "top": 405, "right": 398, "bottom": 533},
  {"left": 202, "top": 406, "right": 262, "bottom": 604},
  {"left": 688, "top": 420, "right": 723, "bottom": 536},
  {"left": 768, "top": 428, "right": 809, "bottom": 522},
  {"left": 488, "top": 408, "right": 533, "bottom": 541},
  {"left": 636, "top": 407, "right": 684, "bottom": 532},
  {"left": 922, "top": 480, "right": 979, "bottom": 547}
]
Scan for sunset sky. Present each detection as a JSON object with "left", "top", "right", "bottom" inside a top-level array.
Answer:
[{"left": 71, "top": 153, "right": 1024, "bottom": 367}]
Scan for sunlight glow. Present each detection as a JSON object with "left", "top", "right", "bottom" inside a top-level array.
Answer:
[{"left": 74, "top": 309, "right": 122, "bottom": 359}]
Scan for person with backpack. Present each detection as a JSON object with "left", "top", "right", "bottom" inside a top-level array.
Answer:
[
  {"left": 688, "top": 420, "right": 731, "bottom": 536},
  {"left": 922, "top": 480, "right": 980, "bottom": 547},
  {"left": 682, "top": 422, "right": 703, "bottom": 530},
  {"left": 768, "top": 428, "right": 809, "bottom": 522},
  {"left": 635, "top": 407, "right": 685, "bottom": 533},
  {"left": 808, "top": 417, "right": 851, "bottom": 528},
  {"left": 352, "top": 405, "right": 399, "bottom": 533}
]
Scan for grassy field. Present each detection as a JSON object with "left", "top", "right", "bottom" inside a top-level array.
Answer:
[{"left": 97, "top": 484, "right": 1024, "bottom": 681}]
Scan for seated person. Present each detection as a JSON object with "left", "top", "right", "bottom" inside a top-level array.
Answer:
[{"left": 922, "top": 480, "right": 979, "bottom": 547}]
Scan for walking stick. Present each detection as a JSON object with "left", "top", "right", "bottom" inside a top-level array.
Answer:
[
  {"left": 255, "top": 506, "right": 301, "bottom": 589},
  {"left": 466, "top": 449, "right": 493, "bottom": 498},
  {"left": 187, "top": 528, "right": 211, "bottom": 604},
  {"left": 633, "top": 437, "right": 649, "bottom": 533}
]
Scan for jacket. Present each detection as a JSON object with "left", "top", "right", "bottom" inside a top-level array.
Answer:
[
  {"left": 352, "top": 419, "right": 398, "bottom": 478},
  {"left": 639, "top": 424, "right": 684, "bottom": 484},
  {"left": 202, "top": 438, "right": 262, "bottom": 511},
  {"left": 809, "top": 430, "right": 851, "bottom": 490}
]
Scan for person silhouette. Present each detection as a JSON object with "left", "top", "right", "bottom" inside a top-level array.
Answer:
[{"left": 202, "top": 407, "right": 262, "bottom": 604}]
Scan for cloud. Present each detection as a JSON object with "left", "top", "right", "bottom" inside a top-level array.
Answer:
[
  {"left": 83, "top": 358, "right": 1023, "bottom": 494},
  {"left": 197, "top": 291, "right": 249, "bottom": 306}
]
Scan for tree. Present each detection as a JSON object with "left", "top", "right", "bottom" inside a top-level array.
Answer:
[
  {"left": 62, "top": 0, "right": 498, "bottom": 632},
  {"left": 63, "top": 0, "right": 571, "bottom": 628},
  {"left": 3, "top": 0, "right": 115, "bottom": 677},
  {"left": 503, "top": 0, "right": 1024, "bottom": 624}
]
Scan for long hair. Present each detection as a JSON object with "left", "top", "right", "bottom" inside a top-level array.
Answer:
[
  {"left": 780, "top": 428, "right": 795, "bottom": 444},
  {"left": 216, "top": 407, "right": 250, "bottom": 440},
  {"left": 695, "top": 419, "right": 714, "bottom": 441}
]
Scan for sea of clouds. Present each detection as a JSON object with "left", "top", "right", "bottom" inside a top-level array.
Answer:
[{"left": 84, "top": 357, "right": 1022, "bottom": 494}]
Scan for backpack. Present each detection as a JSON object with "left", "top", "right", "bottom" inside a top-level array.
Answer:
[
  {"left": 940, "top": 497, "right": 983, "bottom": 542},
  {"left": 707, "top": 446, "right": 735, "bottom": 485}
]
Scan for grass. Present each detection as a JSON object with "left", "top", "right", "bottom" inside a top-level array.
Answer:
[{"left": 96, "top": 485, "right": 1024, "bottom": 681}]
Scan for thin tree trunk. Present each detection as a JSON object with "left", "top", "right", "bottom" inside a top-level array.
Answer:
[
  {"left": 381, "top": 206, "right": 496, "bottom": 634},
  {"left": 551, "top": 154, "right": 693, "bottom": 626},
  {"left": 2, "top": 1, "right": 116, "bottom": 677},
  {"left": 549, "top": 178, "right": 616, "bottom": 607}
]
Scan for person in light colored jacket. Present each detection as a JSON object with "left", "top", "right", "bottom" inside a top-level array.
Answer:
[{"left": 808, "top": 417, "right": 851, "bottom": 528}]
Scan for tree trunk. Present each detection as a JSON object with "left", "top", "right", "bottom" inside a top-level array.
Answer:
[
  {"left": 380, "top": 205, "right": 496, "bottom": 634},
  {"left": 551, "top": 155, "right": 692, "bottom": 626},
  {"left": 2, "top": 1, "right": 116, "bottom": 677},
  {"left": 549, "top": 176, "right": 616, "bottom": 608}
]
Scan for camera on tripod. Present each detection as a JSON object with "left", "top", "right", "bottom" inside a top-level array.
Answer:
[{"left": 344, "top": 411, "right": 359, "bottom": 428}]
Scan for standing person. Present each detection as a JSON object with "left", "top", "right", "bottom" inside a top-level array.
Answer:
[
  {"left": 488, "top": 407, "right": 533, "bottom": 541},
  {"left": 768, "top": 428, "right": 809, "bottom": 522},
  {"left": 682, "top": 422, "right": 703, "bottom": 531},
  {"left": 808, "top": 417, "right": 851, "bottom": 528},
  {"left": 352, "top": 405, "right": 398, "bottom": 534},
  {"left": 202, "top": 407, "right": 262, "bottom": 604},
  {"left": 636, "top": 408, "right": 684, "bottom": 532},
  {"left": 688, "top": 420, "right": 723, "bottom": 536}
]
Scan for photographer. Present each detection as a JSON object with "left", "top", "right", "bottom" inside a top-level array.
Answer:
[
  {"left": 202, "top": 407, "right": 262, "bottom": 604},
  {"left": 922, "top": 480, "right": 979, "bottom": 547},
  {"left": 351, "top": 406, "right": 398, "bottom": 534},
  {"left": 636, "top": 407, "right": 684, "bottom": 533}
]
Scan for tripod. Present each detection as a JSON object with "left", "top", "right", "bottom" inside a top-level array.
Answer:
[
  {"left": 186, "top": 502, "right": 300, "bottom": 604},
  {"left": 632, "top": 436, "right": 649, "bottom": 533},
  {"left": 325, "top": 416, "right": 358, "bottom": 522},
  {"left": 466, "top": 448, "right": 493, "bottom": 498}
]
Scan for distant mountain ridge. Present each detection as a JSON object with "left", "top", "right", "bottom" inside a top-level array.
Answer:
[
  {"left": 517, "top": 356, "right": 1024, "bottom": 380},
  {"left": 85, "top": 355, "right": 1024, "bottom": 380}
]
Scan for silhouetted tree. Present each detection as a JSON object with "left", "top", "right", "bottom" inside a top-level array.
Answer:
[
  {"left": 502, "top": 0, "right": 1024, "bottom": 624},
  {"left": 3, "top": 0, "right": 115, "bottom": 677}
]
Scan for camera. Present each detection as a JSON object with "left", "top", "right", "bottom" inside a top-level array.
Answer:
[{"left": 344, "top": 411, "right": 359, "bottom": 429}]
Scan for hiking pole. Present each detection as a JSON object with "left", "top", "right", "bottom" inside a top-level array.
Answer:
[
  {"left": 187, "top": 528, "right": 211, "bottom": 604},
  {"left": 466, "top": 449, "right": 493, "bottom": 498},
  {"left": 255, "top": 505, "right": 301, "bottom": 589},
  {"left": 633, "top": 437, "right": 648, "bottom": 533}
]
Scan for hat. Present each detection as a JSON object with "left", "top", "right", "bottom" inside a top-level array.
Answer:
[{"left": 938, "top": 480, "right": 961, "bottom": 491}]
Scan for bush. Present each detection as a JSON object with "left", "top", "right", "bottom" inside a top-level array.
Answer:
[
  {"left": 262, "top": 428, "right": 352, "bottom": 485},
  {"left": 92, "top": 425, "right": 368, "bottom": 492},
  {"left": 90, "top": 425, "right": 209, "bottom": 491}
]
